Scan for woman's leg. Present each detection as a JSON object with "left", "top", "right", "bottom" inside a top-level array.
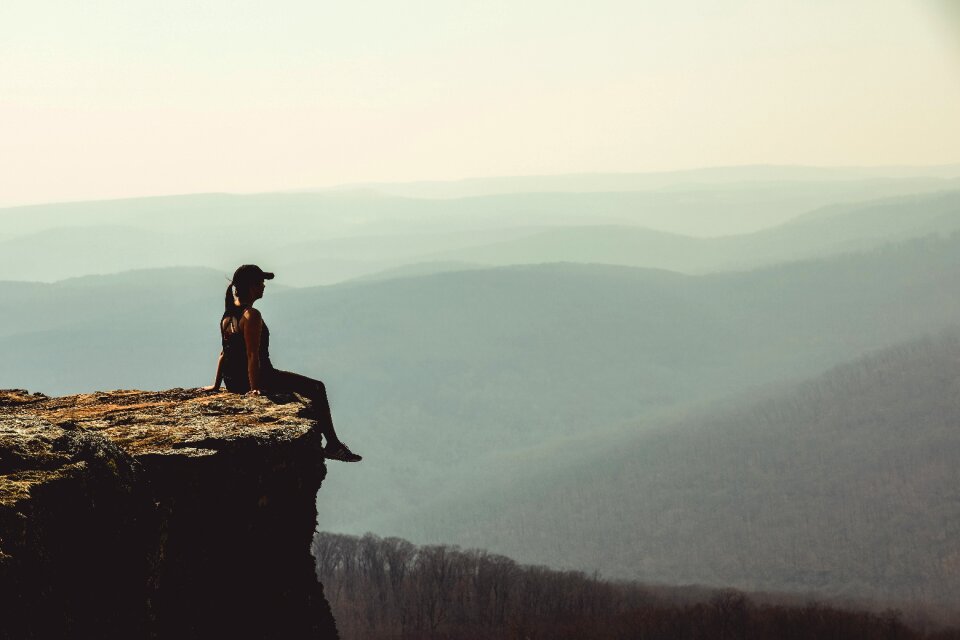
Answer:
[{"left": 263, "top": 369, "right": 345, "bottom": 446}]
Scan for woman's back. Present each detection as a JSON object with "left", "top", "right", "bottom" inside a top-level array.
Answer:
[{"left": 220, "top": 304, "right": 273, "bottom": 392}]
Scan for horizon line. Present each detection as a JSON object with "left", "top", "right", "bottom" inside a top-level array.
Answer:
[{"left": 3, "top": 161, "right": 960, "bottom": 211}]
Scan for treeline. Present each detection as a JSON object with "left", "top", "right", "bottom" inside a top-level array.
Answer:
[{"left": 313, "top": 532, "right": 960, "bottom": 640}]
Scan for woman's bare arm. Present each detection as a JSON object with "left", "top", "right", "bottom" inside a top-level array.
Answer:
[
  {"left": 242, "top": 308, "right": 264, "bottom": 394},
  {"left": 201, "top": 350, "right": 224, "bottom": 391}
]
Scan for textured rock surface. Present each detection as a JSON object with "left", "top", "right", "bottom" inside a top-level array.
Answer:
[{"left": 0, "top": 388, "right": 339, "bottom": 639}]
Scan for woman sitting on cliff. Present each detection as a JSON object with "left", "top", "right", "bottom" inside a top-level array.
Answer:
[{"left": 206, "top": 264, "right": 361, "bottom": 462}]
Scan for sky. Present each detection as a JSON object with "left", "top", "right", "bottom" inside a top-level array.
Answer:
[{"left": 1, "top": 0, "right": 959, "bottom": 206}]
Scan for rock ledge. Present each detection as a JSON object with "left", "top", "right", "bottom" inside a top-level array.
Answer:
[{"left": 0, "top": 388, "right": 339, "bottom": 639}]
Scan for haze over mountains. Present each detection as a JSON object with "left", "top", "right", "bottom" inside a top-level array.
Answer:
[
  {"left": 326, "top": 165, "right": 960, "bottom": 199},
  {"left": 3, "top": 165, "right": 960, "bottom": 284},
  {"left": 2, "top": 165, "right": 959, "bottom": 611},
  {"left": 360, "top": 330, "right": 960, "bottom": 606}
]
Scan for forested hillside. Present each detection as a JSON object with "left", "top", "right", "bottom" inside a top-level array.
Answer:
[
  {"left": 307, "top": 233, "right": 960, "bottom": 532},
  {"left": 313, "top": 532, "right": 960, "bottom": 640},
  {"left": 363, "top": 331, "right": 960, "bottom": 606}
]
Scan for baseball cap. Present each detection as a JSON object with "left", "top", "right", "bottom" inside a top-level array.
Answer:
[{"left": 231, "top": 264, "right": 275, "bottom": 287}]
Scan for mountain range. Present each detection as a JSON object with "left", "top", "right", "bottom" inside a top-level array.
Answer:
[{"left": 2, "top": 168, "right": 959, "bottom": 609}]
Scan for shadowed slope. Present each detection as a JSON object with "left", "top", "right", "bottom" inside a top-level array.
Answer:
[{"left": 366, "top": 331, "right": 960, "bottom": 607}]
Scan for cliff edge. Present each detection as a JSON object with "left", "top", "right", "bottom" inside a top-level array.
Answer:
[{"left": 0, "top": 388, "right": 339, "bottom": 639}]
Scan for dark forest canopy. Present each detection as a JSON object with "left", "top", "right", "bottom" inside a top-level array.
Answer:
[{"left": 314, "top": 531, "right": 960, "bottom": 640}]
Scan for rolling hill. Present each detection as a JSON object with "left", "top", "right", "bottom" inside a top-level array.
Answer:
[
  {"left": 420, "top": 191, "right": 960, "bottom": 273},
  {"left": 359, "top": 330, "right": 960, "bottom": 607},
  {"left": 2, "top": 180, "right": 959, "bottom": 285}
]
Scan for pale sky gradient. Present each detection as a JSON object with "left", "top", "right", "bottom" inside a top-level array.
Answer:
[{"left": 1, "top": 0, "right": 959, "bottom": 206}]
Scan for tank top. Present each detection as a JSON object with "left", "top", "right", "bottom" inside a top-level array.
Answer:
[{"left": 220, "top": 304, "right": 274, "bottom": 392}]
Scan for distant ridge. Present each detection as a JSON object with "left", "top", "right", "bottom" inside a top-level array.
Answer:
[
  {"left": 320, "top": 164, "right": 960, "bottom": 199},
  {"left": 2, "top": 180, "right": 959, "bottom": 285},
  {"left": 416, "top": 190, "right": 960, "bottom": 274}
]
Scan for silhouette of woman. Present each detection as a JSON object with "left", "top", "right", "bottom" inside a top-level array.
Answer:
[{"left": 205, "top": 264, "right": 361, "bottom": 462}]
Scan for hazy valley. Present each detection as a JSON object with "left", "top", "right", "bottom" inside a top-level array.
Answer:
[{"left": 2, "top": 167, "right": 959, "bottom": 618}]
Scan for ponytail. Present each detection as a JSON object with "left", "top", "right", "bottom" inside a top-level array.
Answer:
[{"left": 224, "top": 283, "right": 236, "bottom": 313}]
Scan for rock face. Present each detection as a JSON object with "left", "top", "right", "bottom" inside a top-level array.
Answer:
[{"left": 0, "top": 388, "right": 339, "bottom": 639}]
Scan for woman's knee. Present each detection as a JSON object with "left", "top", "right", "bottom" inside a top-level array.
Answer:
[
  {"left": 290, "top": 373, "right": 326, "bottom": 399},
  {"left": 312, "top": 380, "right": 327, "bottom": 398}
]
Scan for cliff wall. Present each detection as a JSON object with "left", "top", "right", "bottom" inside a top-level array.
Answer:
[{"left": 0, "top": 388, "right": 338, "bottom": 639}]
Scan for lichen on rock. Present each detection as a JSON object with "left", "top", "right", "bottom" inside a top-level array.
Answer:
[{"left": 0, "top": 388, "right": 339, "bottom": 639}]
